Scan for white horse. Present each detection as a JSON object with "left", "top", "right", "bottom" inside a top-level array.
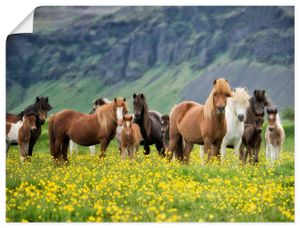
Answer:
[
  {"left": 199, "top": 88, "right": 250, "bottom": 162},
  {"left": 265, "top": 108, "right": 285, "bottom": 166},
  {"left": 69, "top": 98, "right": 110, "bottom": 155}
]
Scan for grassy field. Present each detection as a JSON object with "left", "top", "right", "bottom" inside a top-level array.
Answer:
[{"left": 6, "top": 122, "right": 294, "bottom": 222}]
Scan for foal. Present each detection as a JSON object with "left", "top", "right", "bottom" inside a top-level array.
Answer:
[
  {"left": 121, "top": 115, "right": 142, "bottom": 160},
  {"left": 6, "top": 112, "right": 37, "bottom": 161},
  {"left": 240, "top": 114, "right": 264, "bottom": 164},
  {"left": 265, "top": 107, "right": 285, "bottom": 165}
]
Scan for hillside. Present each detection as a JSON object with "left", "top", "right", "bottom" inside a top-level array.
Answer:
[{"left": 6, "top": 6, "right": 294, "bottom": 114}]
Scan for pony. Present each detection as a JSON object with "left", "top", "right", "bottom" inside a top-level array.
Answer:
[
  {"left": 169, "top": 78, "right": 233, "bottom": 164},
  {"left": 120, "top": 114, "right": 142, "bottom": 160},
  {"left": 6, "top": 96, "right": 52, "bottom": 156},
  {"left": 245, "top": 90, "right": 271, "bottom": 125},
  {"left": 220, "top": 88, "right": 250, "bottom": 159},
  {"left": 6, "top": 112, "right": 37, "bottom": 161},
  {"left": 240, "top": 114, "right": 264, "bottom": 164},
  {"left": 69, "top": 97, "right": 111, "bottom": 155},
  {"left": 265, "top": 107, "right": 285, "bottom": 165},
  {"left": 133, "top": 93, "right": 164, "bottom": 156},
  {"left": 160, "top": 114, "right": 170, "bottom": 150},
  {"left": 48, "top": 97, "right": 128, "bottom": 163}
]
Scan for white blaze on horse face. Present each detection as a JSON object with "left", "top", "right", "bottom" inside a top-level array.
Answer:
[
  {"left": 236, "top": 104, "right": 246, "bottom": 118},
  {"left": 117, "top": 107, "right": 124, "bottom": 125}
]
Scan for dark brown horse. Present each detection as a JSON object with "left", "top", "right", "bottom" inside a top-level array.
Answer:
[
  {"left": 6, "top": 96, "right": 52, "bottom": 156},
  {"left": 240, "top": 114, "right": 264, "bottom": 164},
  {"left": 160, "top": 114, "right": 170, "bottom": 150},
  {"left": 169, "top": 78, "right": 233, "bottom": 164},
  {"left": 133, "top": 93, "right": 165, "bottom": 156},
  {"left": 48, "top": 97, "right": 128, "bottom": 163}
]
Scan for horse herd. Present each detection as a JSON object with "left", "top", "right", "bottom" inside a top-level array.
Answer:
[{"left": 6, "top": 78, "right": 285, "bottom": 166}]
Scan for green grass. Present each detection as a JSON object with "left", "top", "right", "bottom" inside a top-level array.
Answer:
[{"left": 6, "top": 121, "right": 294, "bottom": 222}]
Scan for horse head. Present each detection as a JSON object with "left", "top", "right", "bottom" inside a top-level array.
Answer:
[
  {"left": 123, "top": 114, "right": 133, "bottom": 138},
  {"left": 252, "top": 90, "right": 268, "bottom": 116},
  {"left": 212, "top": 78, "right": 233, "bottom": 115},
  {"left": 133, "top": 93, "right": 147, "bottom": 120},
  {"left": 36, "top": 96, "right": 52, "bottom": 125},
  {"left": 266, "top": 107, "right": 277, "bottom": 132},
  {"left": 114, "top": 97, "right": 128, "bottom": 126},
  {"left": 254, "top": 114, "right": 264, "bottom": 134},
  {"left": 160, "top": 114, "right": 170, "bottom": 134},
  {"left": 231, "top": 87, "right": 250, "bottom": 122},
  {"left": 23, "top": 112, "right": 37, "bottom": 130}
]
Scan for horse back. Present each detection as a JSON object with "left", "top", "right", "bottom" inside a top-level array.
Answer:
[{"left": 6, "top": 113, "right": 21, "bottom": 123}]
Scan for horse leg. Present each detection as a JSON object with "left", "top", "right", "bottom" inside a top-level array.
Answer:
[
  {"left": 28, "top": 127, "right": 41, "bottom": 157},
  {"left": 220, "top": 136, "right": 227, "bottom": 160},
  {"left": 155, "top": 141, "right": 165, "bottom": 157},
  {"left": 62, "top": 137, "right": 70, "bottom": 164},
  {"left": 144, "top": 142, "right": 150, "bottom": 155},
  {"left": 99, "top": 138, "right": 109, "bottom": 159},
  {"left": 182, "top": 142, "right": 194, "bottom": 164},
  {"left": 234, "top": 139, "right": 242, "bottom": 157},
  {"left": 89, "top": 146, "right": 96, "bottom": 155}
]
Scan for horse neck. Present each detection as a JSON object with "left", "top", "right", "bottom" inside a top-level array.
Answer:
[{"left": 21, "top": 120, "right": 31, "bottom": 135}]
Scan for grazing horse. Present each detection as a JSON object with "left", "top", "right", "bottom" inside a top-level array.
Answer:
[
  {"left": 49, "top": 97, "right": 128, "bottom": 163},
  {"left": 220, "top": 88, "right": 250, "bottom": 159},
  {"left": 120, "top": 114, "right": 142, "bottom": 160},
  {"left": 265, "top": 107, "right": 285, "bottom": 166},
  {"left": 133, "top": 93, "right": 164, "bottom": 156},
  {"left": 6, "top": 112, "right": 37, "bottom": 161},
  {"left": 240, "top": 114, "right": 264, "bottom": 164},
  {"left": 6, "top": 96, "right": 52, "bottom": 156},
  {"left": 160, "top": 114, "right": 170, "bottom": 150},
  {"left": 169, "top": 78, "right": 233, "bottom": 164},
  {"left": 69, "top": 98, "right": 111, "bottom": 155}
]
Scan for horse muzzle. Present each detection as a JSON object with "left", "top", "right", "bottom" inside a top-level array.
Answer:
[
  {"left": 117, "top": 119, "right": 123, "bottom": 126},
  {"left": 268, "top": 127, "right": 274, "bottom": 132},
  {"left": 31, "top": 127, "right": 37, "bottom": 131},
  {"left": 257, "top": 128, "right": 262, "bottom": 134},
  {"left": 39, "top": 119, "right": 45, "bottom": 125},
  {"left": 217, "top": 106, "right": 225, "bottom": 114},
  {"left": 238, "top": 114, "right": 245, "bottom": 122}
]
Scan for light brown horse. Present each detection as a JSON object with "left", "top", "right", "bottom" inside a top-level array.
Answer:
[
  {"left": 120, "top": 114, "right": 142, "bottom": 160},
  {"left": 169, "top": 78, "right": 233, "bottom": 164},
  {"left": 48, "top": 97, "right": 128, "bottom": 163}
]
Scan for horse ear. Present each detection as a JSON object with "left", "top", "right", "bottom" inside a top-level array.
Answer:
[
  {"left": 129, "top": 115, "right": 133, "bottom": 121},
  {"left": 213, "top": 79, "right": 217, "bottom": 85},
  {"left": 262, "top": 90, "right": 265, "bottom": 95},
  {"left": 141, "top": 93, "right": 144, "bottom": 99},
  {"left": 244, "top": 87, "right": 248, "bottom": 92},
  {"left": 133, "top": 93, "right": 136, "bottom": 99},
  {"left": 233, "top": 88, "right": 236, "bottom": 93},
  {"left": 254, "top": 90, "right": 257, "bottom": 96},
  {"left": 123, "top": 97, "right": 126, "bottom": 102},
  {"left": 114, "top": 97, "right": 117, "bottom": 103},
  {"left": 45, "top": 97, "right": 49, "bottom": 102},
  {"left": 36, "top": 96, "right": 40, "bottom": 102}
]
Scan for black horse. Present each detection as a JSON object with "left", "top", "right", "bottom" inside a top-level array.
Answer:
[
  {"left": 133, "top": 93, "right": 165, "bottom": 156},
  {"left": 6, "top": 96, "right": 52, "bottom": 156}
]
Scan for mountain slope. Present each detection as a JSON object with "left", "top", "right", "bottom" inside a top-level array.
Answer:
[{"left": 6, "top": 6, "right": 294, "bottom": 113}]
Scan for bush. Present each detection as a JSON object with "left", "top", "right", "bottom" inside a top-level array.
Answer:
[{"left": 282, "top": 107, "right": 294, "bottom": 122}]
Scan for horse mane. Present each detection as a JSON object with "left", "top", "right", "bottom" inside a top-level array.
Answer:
[
  {"left": 96, "top": 102, "right": 116, "bottom": 134},
  {"left": 19, "top": 97, "right": 52, "bottom": 117},
  {"left": 204, "top": 79, "right": 232, "bottom": 120},
  {"left": 142, "top": 99, "right": 151, "bottom": 139}
]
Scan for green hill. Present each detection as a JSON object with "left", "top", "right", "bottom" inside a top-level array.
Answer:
[{"left": 6, "top": 6, "right": 294, "bottom": 114}]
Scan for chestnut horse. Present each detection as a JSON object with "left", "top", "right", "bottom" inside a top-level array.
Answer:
[
  {"left": 169, "top": 78, "right": 233, "bottom": 164},
  {"left": 48, "top": 97, "right": 128, "bottom": 163},
  {"left": 6, "top": 96, "right": 52, "bottom": 157}
]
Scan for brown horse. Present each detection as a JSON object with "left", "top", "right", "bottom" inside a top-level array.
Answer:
[
  {"left": 120, "top": 114, "right": 142, "bottom": 160},
  {"left": 6, "top": 96, "right": 52, "bottom": 157},
  {"left": 169, "top": 78, "right": 233, "bottom": 164},
  {"left": 240, "top": 114, "right": 264, "bottom": 164},
  {"left": 48, "top": 97, "right": 128, "bottom": 163},
  {"left": 6, "top": 112, "right": 37, "bottom": 161}
]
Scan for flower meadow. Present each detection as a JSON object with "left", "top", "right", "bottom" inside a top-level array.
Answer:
[{"left": 6, "top": 142, "right": 294, "bottom": 222}]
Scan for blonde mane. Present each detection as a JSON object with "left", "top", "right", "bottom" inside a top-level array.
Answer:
[
  {"left": 231, "top": 88, "right": 250, "bottom": 107},
  {"left": 204, "top": 78, "right": 232, "bottom": 120},
  {"left": 96, "top": 102, "right": 116, "bottom": 134}
]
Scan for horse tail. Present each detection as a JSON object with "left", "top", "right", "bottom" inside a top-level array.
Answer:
[{"left": 48, "top": 114, "right": 56, "bottom": 157}]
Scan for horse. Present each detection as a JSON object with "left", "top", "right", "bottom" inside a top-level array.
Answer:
[
  {"left": 48, "top": 97, "right": 128, "bottom": 163},
  {"left": 169, "top": 78, "right": 233, "bottom": 164},
  {"left": 220, "top": 88, "right": 250, "bottom": 159},
  {"left": 6, "top": 96, "right": 52, "bottom": 156},
  {"left": 133, "top": 93, "right": 165, "bottom": 156},
  {"left": 265, "top": 107, "right": 285, "bottom": 166},
  {"left": 6, "top": 112, "right": 37, "bottom": 161},
  {"left": 245, "top": 89, "right": 271, "bottom": 125},
  {"left": 160, "top": 114, "right": 170, "bottom": 150},
  {"left": 240, "top": 114, "right": 264, "bottom": 164},
  {"left": 120, "top": 114, "right": 142, "bottom": 160},
  {"left": 69, "top": 97, "right": 111, "bottom": 155}
]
